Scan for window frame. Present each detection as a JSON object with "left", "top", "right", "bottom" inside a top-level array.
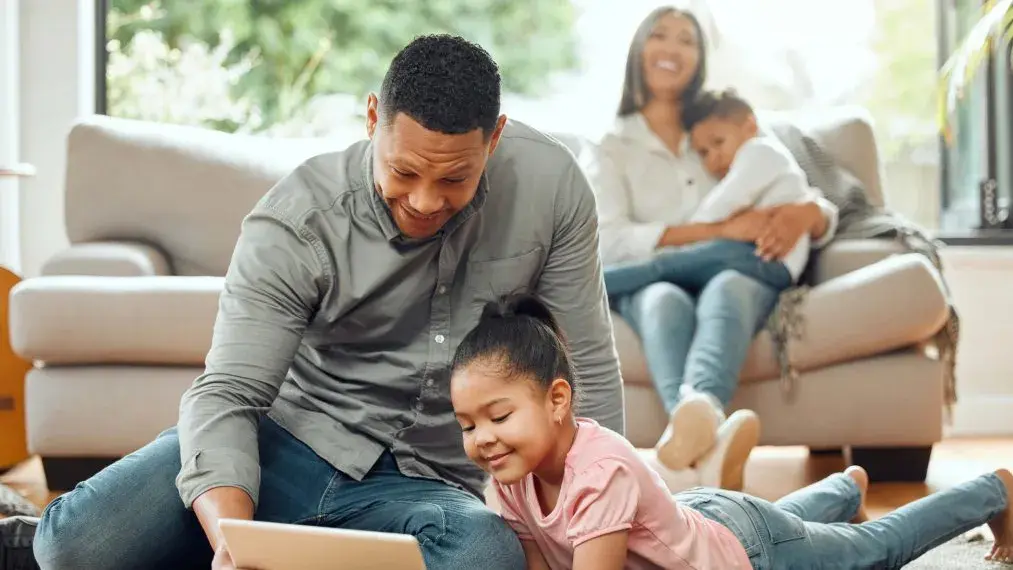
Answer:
[
  {"left": 937, "top": 0, "right": 1013, "bottom": 245},
  {"left": 95, "top": 0, "right": 108, "bottom": 116}
]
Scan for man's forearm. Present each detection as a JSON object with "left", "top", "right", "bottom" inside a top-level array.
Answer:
[
  {"left": 655, "top": 222, "right": 722, "bottom": 248},
  {"left": 193, "top": 486, "right": 255, "bottom": 551}
]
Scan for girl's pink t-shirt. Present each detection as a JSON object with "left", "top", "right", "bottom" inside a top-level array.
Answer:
[{"left": 494, "top": 418, "right": 752, "bottom": 569}]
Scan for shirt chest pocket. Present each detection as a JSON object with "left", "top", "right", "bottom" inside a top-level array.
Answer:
[{"left": 452, "top": 247, "right": 546, "bottom": 337}]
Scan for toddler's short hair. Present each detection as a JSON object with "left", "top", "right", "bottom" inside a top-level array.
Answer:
[{"left": 681, "top": 88, "right": 754, "bottom": 132}]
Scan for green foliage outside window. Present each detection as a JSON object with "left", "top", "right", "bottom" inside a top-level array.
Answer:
[{"left": 107, "top": 0, "right": 580, "bottom": 134}]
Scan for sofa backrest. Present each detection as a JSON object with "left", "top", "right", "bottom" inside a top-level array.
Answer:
[
  {"left": 758, "top": 105, "right": 886, "bottom": 208},
  {"left": 559, "top": 106, "right": 885, "bottom": 208},
  {"left": 64, "top": 115, "right": 341, "bottom": 276},
  {"left": 62, "top": 107, "right": 884, "bottom": 277}
]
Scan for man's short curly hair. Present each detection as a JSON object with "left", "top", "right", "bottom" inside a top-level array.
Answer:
[
  {"left": 379, "top": 34, "right": 501, "bottom": 139},
  {"left": 681, "top": 88, "right": 754, "bottom": 132}
]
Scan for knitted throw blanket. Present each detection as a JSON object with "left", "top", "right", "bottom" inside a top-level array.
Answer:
[{"left": 765, "top": 120, "right": 960, "bottom": 416}]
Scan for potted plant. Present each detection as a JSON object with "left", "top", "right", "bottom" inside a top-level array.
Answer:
[{"left": 937, "top": 0, "right": 1013, "bottom": 144}]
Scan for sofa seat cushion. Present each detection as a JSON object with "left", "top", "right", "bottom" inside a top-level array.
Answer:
[
  {"left": 10, "top": 276, "right": 222, "bottom": 365},
  {"left": 616, "top": 252, "right": 949, "bottom": 387}
]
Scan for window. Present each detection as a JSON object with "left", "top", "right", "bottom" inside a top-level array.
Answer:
[
  {"left": 937, "top": 0, "right": 1013, "bottom": 241},
  {"left": 96, "top": 1, "right": 1007, "bottom": 237},
  {"left": 100, "top": 0, "right": 583, "bottom": 141}
]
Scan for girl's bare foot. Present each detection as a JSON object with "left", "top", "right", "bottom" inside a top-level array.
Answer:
[
  {"left": 986, "top": 469, "right": 1013, "bottom": 564},
  {"left": 845, "top": 465, "right": 870, "bottom": 523}
]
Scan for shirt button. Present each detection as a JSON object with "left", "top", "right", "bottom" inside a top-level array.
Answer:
[
  {"left": 434, "top": 334, "right": 445, "bottom": 344},
  {"left": 438, "top": 285, "right": 447, "bottom": 294},
  {"left": 415, "top": 399, "right": 424, "bottom": 411},
  {"left": 426, "top": 377, "right": 435, "bottom": 388}
]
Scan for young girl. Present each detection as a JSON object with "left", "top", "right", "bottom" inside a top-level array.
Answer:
[{"left": 450, "top": 293, "right": 1013, "bottom": 569}]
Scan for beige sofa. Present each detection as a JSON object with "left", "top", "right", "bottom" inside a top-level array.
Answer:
[
  {"left": 9, "top": 109, "right": 950, "bottom": 490},
  {"left": 608, "top": 107, "right": 950, "bottom": 482}
]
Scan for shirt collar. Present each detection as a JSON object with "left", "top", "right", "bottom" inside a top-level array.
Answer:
[
  {"left": 362, "top": 141, "right": 489, "bottom": 245},
  {"left": 613, "top": 112, "right": 691, "bottom": 157},
  {"left": 363, "top": 143, "right": 401, "bottom": 242}
]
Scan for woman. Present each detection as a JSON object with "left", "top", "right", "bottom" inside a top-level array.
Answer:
[{"left": 591, "top": 6, "right": 839, "bottom": 471}]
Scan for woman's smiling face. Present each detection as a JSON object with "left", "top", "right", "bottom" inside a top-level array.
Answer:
[{"left": 640, "top": 12, "right": 702, "bottom": 101}]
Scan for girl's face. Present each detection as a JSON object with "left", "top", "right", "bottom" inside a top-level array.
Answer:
[
  {"left": 641, "top": 12, "right": 701, "bottom": 102},
  {"left": 451, "top": 360, "right": 570, "bottom": 485}
]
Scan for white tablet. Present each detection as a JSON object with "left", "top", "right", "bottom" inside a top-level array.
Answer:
[{"left": 219, "top": 518, "right": 427, "bottom": 570}]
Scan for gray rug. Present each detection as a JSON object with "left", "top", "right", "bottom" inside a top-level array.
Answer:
[
  {"left": 0, "top": 482, "right": 39, "bottom": 518},
  {"left": 904, "top": 527, "right": 1009, "bottom": 569}
]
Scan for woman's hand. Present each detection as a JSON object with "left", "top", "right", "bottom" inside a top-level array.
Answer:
[
  {"left": 754, "top": 202, "right": 822, "bottom": 261},
  {"left": 719, "top": 208, "right": 773, "bottom": 242}
]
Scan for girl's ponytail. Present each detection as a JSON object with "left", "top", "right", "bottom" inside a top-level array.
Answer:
[
  {"left": 453, "top": 293, "right": 578, "bottom": 396},
  {"left": 478, "top": 294, "right": 567, "bottom": 345}
]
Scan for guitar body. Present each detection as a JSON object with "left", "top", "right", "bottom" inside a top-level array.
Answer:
[{"left": 0, "top": 266, "right": 31, "bottom": 470}]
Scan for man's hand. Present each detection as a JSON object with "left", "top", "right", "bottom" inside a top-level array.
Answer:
[
  {"left": 212, "top": 544, "right": 238, "bottom": 570},
  {"left": 193, "top": 486, "right": 255, "bottom": 569},
  {"left": 719, "top": 208, "right": 772, "bottom": 242},
  {"left": 755, "top": 202, "right": 821, "bottom": 261}
]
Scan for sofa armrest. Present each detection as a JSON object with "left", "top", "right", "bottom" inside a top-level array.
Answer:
[
  {"left": 762, "top": 105, "right": 886, "bottom": 208},
  {"left": 742, "top": 253, "right": 949, "bottom": 381},
  {"left": 811, "top": 239, "right": 912, "bottom": 284},
  {"left": 40, "top": 242, "right": 172, "bottom": 277},
  {"left": 10, "top": 275, "right": 221, "bottom": 365}
]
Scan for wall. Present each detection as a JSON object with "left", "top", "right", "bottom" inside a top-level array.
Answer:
[
  {"left": 941, "top": 246, "right": 1013, "bottom": 437},
  {"left": 17, "top": 0, "right": 93, "bottom": 277},
  {"left": 0, "top": 0, "right": 23, "bottom": 270}
]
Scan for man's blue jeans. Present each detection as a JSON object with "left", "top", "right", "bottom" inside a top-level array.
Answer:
[
  {"left": 615, "top": 269, "right": 781, "bottom": 413},
  {"left": 605, "top": 239, "right": 792, "bottom": 298},
  {"left": 32, "top": 417, "right": 524, "bottom": 570},
  {"left": 678, "top": 471, "right": 1008, "bottom": 569}
]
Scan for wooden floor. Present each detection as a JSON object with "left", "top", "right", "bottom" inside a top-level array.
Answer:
[
  {"left": 3, "top": 438, "right": 1012, "bottom": 518},
  {"left": 744, "top": 438, "right": 1013, "bottom": 519}
]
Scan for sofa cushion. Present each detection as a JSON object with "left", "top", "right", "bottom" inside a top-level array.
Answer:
[
  {"left": 41, "top": 242, "right": 172, "bottom": 277},
  {"left": 811, "top": 238, "right": 910, "bottom": 284},
  {"left": 616, "top": 252, "right": 949, "bottom": 387},
  {"left": 25, "top": 366, "right": 200, "bottom": 456},
  {"left": 64, "top": 116, "right": 340, "bottom": 277},
  {"left": 10, "top": 276, "right": 221, "bottom": 365},
  {"left": 622, "top": 349, "right": 944, "bottom": 449}
]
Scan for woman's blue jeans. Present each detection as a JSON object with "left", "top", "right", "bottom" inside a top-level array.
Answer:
[{"left": 614, "top": 269, "right": 781, "bottom": 412}]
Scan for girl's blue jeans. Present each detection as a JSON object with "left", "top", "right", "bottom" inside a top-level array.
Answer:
[{"left": 676, "top": 471, "right": 1008, "bottom": 569}]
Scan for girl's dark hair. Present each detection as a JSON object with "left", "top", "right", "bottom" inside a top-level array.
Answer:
[
  {"left": 451, "top": 294, "right": 578, "bottom": 396},
  {"left": 617, "top": 6, "right": 708, "bottom": 117}
]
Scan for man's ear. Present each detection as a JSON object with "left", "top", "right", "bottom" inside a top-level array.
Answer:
[
  {"left": 485, "top": 115, "right": 509, "bottom": 157},
  {"left": 366, "top": 93, "right": 380, "bottom": 139},
  {"left": 547, "top": 378, "right": 573, "bottom": 420}
]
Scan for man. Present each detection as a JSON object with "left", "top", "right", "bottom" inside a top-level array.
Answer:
[{"left": 0, "top": 35, "right": 624, "bottom": 570}]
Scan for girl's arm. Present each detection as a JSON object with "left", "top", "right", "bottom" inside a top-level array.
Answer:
[
  {"left": 522, "top": 540, "right": 552, "bottom": 570},
  {"left": 572, "top": 530, "right": 630, "bottom": 570},
  {"left": 566, "top": 461, "right": 639, "bottom": 570}
]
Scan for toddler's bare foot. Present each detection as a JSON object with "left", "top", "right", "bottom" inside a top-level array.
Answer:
[
  {"left": 986, "top": 468, "right": 1013, "bottom": 564},
  {"left": 845, "top": 465, "right": 870, "bottom": 523}
]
